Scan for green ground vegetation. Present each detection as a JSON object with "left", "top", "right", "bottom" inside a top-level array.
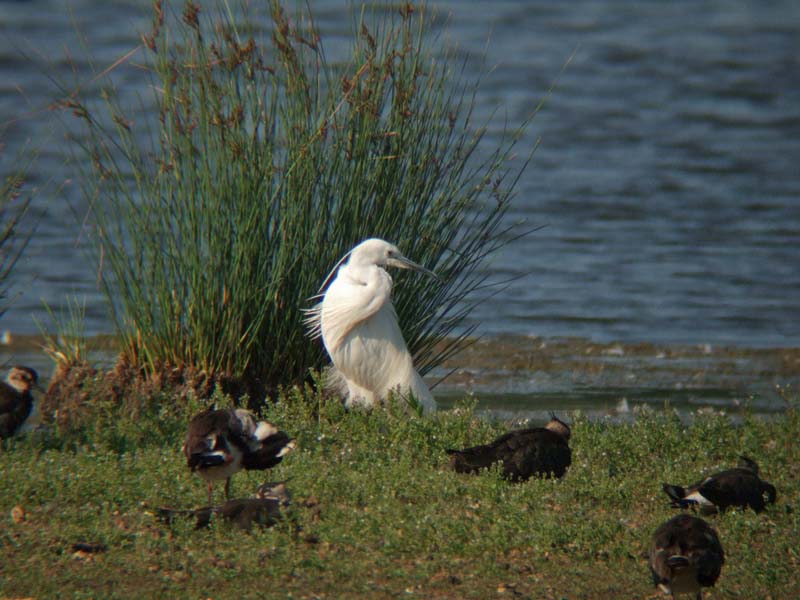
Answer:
[{"left": 2, "top": 389, "right": 797, "bottom": 599}]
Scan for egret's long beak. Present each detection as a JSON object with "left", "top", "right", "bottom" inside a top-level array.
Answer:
[{"left": 386, "top": 256, "right": 439, "bottom": 280}]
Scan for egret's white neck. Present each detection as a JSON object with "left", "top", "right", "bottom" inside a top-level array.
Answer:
[{"left": 343, "top": 260, "right": 392, "bottom": 288}]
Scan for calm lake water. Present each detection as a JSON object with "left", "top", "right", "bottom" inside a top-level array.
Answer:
[{"left": 1, "top": 1, "right": 799, "bottom": 415}]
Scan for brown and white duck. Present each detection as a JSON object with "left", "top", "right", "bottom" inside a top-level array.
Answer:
[
  {"left": 183, "top": 408, "right": 296, "bottom": 504},
  {"left": 0, "top": 366, "right": 41, "bottom": 438},
  {"left": 446, "top": 415, "right": 572, "bottom": 481},
  {"left": 649, "top": 514, "right": 725, "bottom": 600},
  {"left": 662, "top": 455, "right": 776, "bottom": 514}
]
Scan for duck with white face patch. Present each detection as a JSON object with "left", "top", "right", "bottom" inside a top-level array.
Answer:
[
  {"left": 662, "top": 455, "right": 777, "bottom": 514},
  {"left": 0, "top": 366, "right": 43, "bottom": 438},
  {"left": 183, "top": 408, "right": 296, "bottom": 505}
]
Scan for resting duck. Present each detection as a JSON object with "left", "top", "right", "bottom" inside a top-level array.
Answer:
[
  {"left": 183, "top": 408, "right": 296, "bottom": 504},
  {"left": 158, "top": 480, "right": 293, "bottom": 531},
  {"left": 0, "top": 366, "right": 41, "bottom": 438},
  {"left": 662, "top": 456, "right": 776, "bottom": 514},
  {"left": 158, "top": 497, "right": 284, "bottom": 531},
  {"left": 649, "top": 514, "right": 725, "bottom": 600},
  {"left": 446, "top": 415, "right": 572, "bottom": 481}
]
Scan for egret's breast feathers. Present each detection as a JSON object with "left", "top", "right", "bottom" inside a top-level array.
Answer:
[{"left": 327, "top": 304, "right": 412, "bottom": 389}]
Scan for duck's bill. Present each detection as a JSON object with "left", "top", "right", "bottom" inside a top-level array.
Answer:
[{"left": 387, "top": 256, "right": 439, "bottom": 279}]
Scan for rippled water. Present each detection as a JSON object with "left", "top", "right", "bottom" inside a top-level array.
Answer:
[{"left": 2, "top": 0, "right": 800, "bottom": 351}]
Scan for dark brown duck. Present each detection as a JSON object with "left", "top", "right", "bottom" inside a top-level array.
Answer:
[
  {"left": 649, "top": 514, "right": 725, "bottom": 600},
  {"left": 446, "top": 415, "right": 571, "bottom": 481},
  {"left": 158, "top": 497, "right": 284, "bottom": 531},
  {"left": 662, "top": 456, "right": 776, "bottom": 514},
  {"left": 157, "top": 480, "right": 293, "bottom": 531},
  {"left": 0, "top": 366, "right": 40, "bottom": 438}
]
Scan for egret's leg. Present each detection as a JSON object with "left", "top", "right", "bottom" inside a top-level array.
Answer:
[{"left": 224, "top": 477, "right": 231, "bottom": 500}]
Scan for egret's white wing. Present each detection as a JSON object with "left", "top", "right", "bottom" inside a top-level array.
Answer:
[
  {"left": 320, "top": 271, "right": 391, "bottom": 351},
  {"left": 302, "top": 303, "right": 324, "bottom": 340},
  {"left": 302, "top": 254, "right": 363, "bottom": 339}
]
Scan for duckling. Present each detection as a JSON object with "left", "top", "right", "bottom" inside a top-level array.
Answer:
[
  {"left": 662, "top": 456, "right": 776, "bottom": 514},
  {"left": 649, "top": 514, "right": 725, "bottom": 599},
  {"left": 446, "top": 415, "right": 571, "bottom": 481},
  {"left": 183, "top": 408, "right": 296, "bottom": 505},
  {"left": 0, "top": 366, "right": 41, "bottom": 438}
]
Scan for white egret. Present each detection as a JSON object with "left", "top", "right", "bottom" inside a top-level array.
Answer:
[{"left": 304, "top": 238, "right": 438, "bottom": 412}]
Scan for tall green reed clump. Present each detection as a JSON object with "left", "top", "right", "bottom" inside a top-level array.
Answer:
[{"left": 73, "top": 1, "right": 532, "bottom": 398}]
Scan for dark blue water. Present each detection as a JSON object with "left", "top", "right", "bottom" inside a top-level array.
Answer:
[{"left": 2, "top": 0, "right": 800, "bottom": 347}]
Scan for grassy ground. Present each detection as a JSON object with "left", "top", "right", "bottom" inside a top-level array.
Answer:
[{"left": 1, "top": 388, "right": 798, "bottom": 599}]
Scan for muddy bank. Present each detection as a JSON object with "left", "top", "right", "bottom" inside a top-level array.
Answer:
[
  {"left": 433, "top": 336, "right": 800, "bottom": 419},
  {"left": 2, "top": 333, "right": 798, "bottom": 420}
]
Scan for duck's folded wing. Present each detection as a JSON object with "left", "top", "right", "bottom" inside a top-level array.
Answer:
[
  {"left": 697, "top": 470, "right": 761, "bottom": 509},
  {"left": 446, "top": 443, "right": 497, "bottom": 474},
  {"left": 242, "top": 432, "right": 296, "bottom": 470}
]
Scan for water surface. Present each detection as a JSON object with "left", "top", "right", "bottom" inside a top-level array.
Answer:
[{"left": 1, "top": 1, "right": 799, "bottom": 414}]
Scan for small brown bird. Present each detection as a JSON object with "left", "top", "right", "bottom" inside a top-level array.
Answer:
[
  {"left": 649, "top": 514, "right": 725, "bottom": 599},
  {"left": 0, "top": 366, "right": 41, "bottom": 438},
  {"left": 183, "top": 408, "right": 296, "bottom": 505},
  {"left": 446, "top": 415, "right": 572, "bottom": 481},
  {"left": 662, "top": 456, "right": 776, "bottom": 514}
]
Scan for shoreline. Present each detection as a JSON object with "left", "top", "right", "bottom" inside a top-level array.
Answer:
[{"left": 3, "top": 333, "right": 798, "bottom": 419}]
